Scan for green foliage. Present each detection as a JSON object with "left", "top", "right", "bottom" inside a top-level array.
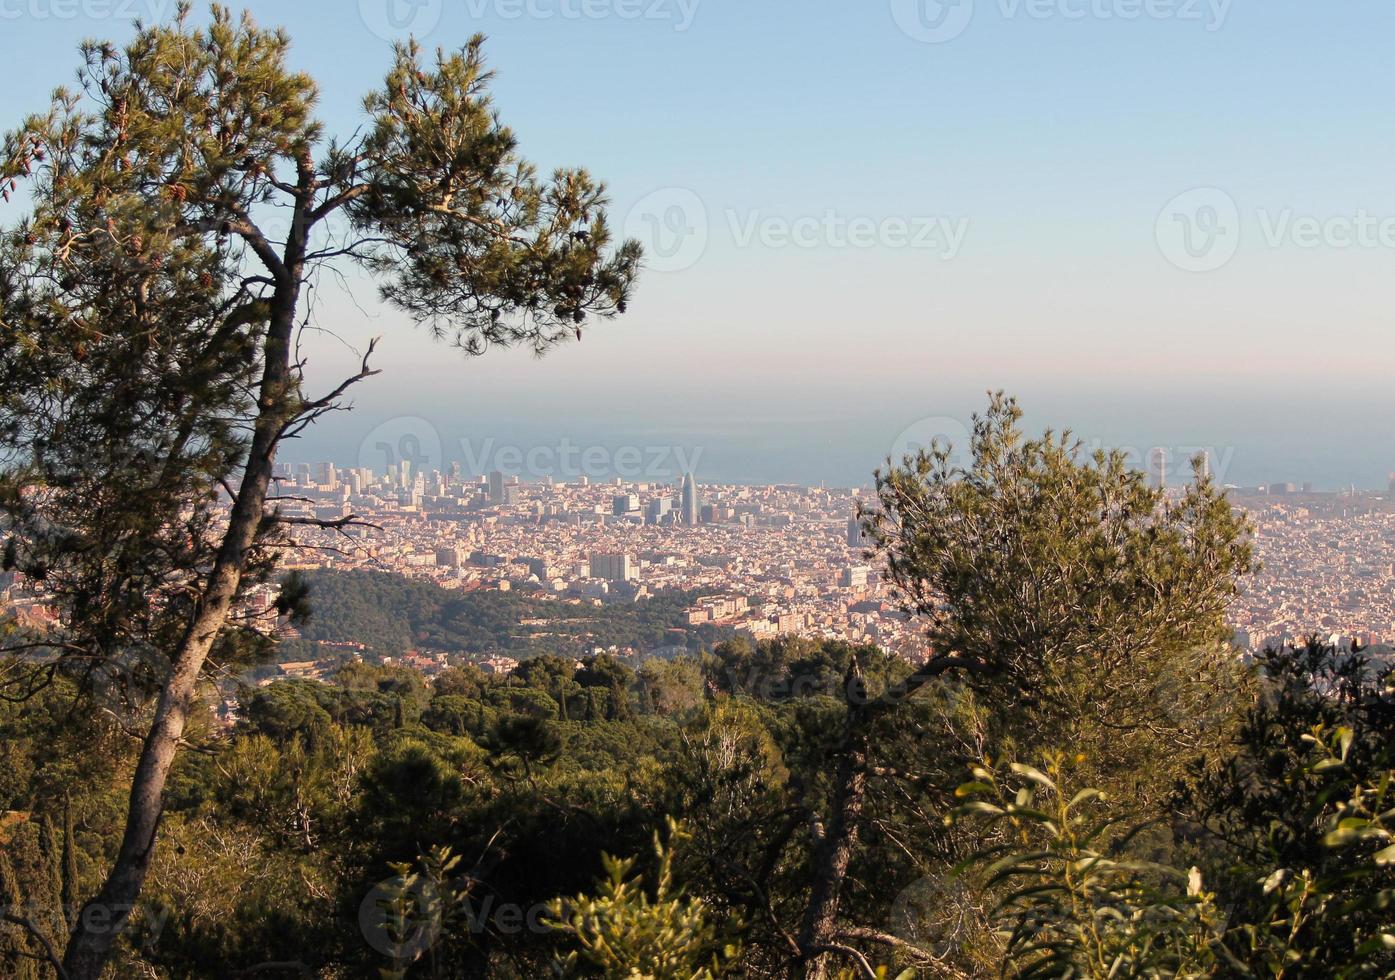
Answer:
[
  {"left": 870, "top": 392, "right": 1254, "bottom": 804},
  {"left": 371, "top": 845, "right": 478, "bottom": 980},
  {"left": 288, "top": 568, "right": 730, "bottom": 659},
  {"left": 954, "top": 755, "right": 1221, "bottom": 978},
  {"left": 352, "top": 36, "right": 641, "bottom": 351},
  {"left": 485, "top": 714, "right": 564, "bottom": 779},
  {"left": 0, "top": 848, "right": 41, "bottom": 980},
  {"left": 275, "top": 570, "right": 313, "bottom": 627},
  {"left": 1177, "top": 641, "right": 1395, "bottom": 978},
  {"left": 422, "top": 694, "right": 495, "bottom": 737},
  {"left": 707, "top": 635, "right": 904, "bottom": 702},
  {"left": 547, "top": 820, "right": 743, "bottom": 979},
  {"left": 0, "top": 7, "right": 642, "bottom": 970},
  {"left": 955, "top": 720, "right": 1395, "bottom": 980}
]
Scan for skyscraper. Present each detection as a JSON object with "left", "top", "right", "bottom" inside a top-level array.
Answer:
[
  {"left": 1148, "top": 448, "right": 1167, "bottom": 491},
  {"left": 681, "top": 473, "right": 699, "bottom": 526},
  {"left": 488, "top": 470, "right": 505, "bottom": 504},
  {"left": 847, "top": 513, "right": 866, "bottom": 548}
]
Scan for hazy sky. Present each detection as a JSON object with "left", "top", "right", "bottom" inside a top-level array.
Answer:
[{"left": 3, "top": 0, "right": 1394, "bottom": 487}]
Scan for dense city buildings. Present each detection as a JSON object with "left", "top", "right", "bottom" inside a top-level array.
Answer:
[
  {"left": 251, "top": 466, "right": 1395, "bottom": 654},
  {"left": 5, "top": 464, "right": 1393, "bottom": 667},
  {"left": 1225, "top": 487, "right": 1395, "bottom": 651}
]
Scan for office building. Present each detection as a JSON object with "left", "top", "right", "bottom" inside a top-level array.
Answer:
[
  {"left": 681, "top": 473, "right": 699, "bottom": 525},
  {"left": 612, "top": 493, "right": 640, "bottom": 516},
  {"left": 1148, "top": 448, "right": 1167, "bottom": 491},
  {"left": 589, "top": 553, "right": 637, "bottom": 582}
]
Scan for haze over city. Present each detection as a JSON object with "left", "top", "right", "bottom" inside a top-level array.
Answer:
[{"left": 6, "top": 0, "right": 1394, "bottom": 488}]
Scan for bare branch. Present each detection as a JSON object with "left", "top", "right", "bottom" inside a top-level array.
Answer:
[{"left": 270, "top": 514, "right": 380, "bottom": 532}]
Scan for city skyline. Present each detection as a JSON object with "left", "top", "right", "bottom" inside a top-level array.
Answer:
[{"left": 259, "top": 455, "right": 1395, "bottom": 655}]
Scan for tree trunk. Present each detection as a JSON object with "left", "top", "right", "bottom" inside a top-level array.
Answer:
[
  {"left": 61, "top": 271, "right": 301, "bottom": 980},
  {"left": 795, "top": 667, "right": 872, "bottom": 980}
]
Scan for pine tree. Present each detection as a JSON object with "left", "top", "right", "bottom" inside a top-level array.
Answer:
[
  {"left": 793, "top": 393, "right": 1253, "bottom": 979},
  {"left": 62, "top": 802, "right": 79, "bottom": 932},
  {"left": 0, "top": 7, "right": 640, "bottom": 977},
  {"left": 39, "top": 815, "right": 64, "bottom": 940},
  {"left": 0, "top": 850, "right": 40, "bottom": 980}
]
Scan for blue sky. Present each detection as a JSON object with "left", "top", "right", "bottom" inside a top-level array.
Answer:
[{"left": 3, "top": 0, "right": 1394, "bottom": 486}]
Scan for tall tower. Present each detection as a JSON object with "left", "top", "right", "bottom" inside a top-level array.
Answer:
[
  {"left": 1148, "top": 448, "right": 1167, "bottom": 491},
  {"left": 681, "top": 473, "right": 699, "bottom": 526},
  {"left": 847, "top": 513, "right": 866, "bottom": 548}
]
